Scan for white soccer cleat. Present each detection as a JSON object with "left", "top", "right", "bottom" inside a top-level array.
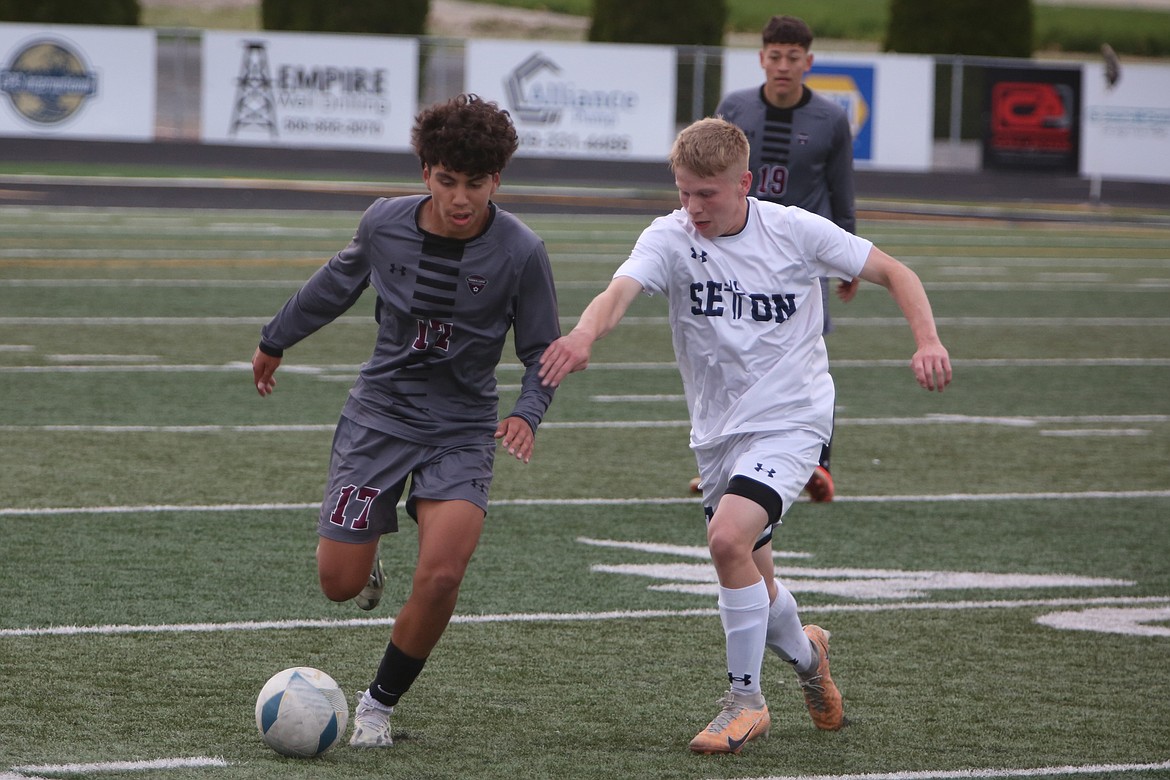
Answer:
[{"left": 349, "top": 691, "right": 394, "bottom": 748}]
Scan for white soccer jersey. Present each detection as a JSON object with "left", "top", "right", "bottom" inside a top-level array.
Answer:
[{"left": 614, "top": 198, "right": 872, "bottom": 449}]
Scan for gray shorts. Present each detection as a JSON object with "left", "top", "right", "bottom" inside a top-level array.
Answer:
[{"left": 317, "top": 415, "right": 495, "bottom": 544}]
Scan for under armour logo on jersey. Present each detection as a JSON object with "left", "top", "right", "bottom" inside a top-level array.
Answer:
[
  {"left": 466, "top": 274, "right": 488, "bottom": 295},
  {"left": 388, "top": 264, "right": 407, "bottom": 276},
  {"left": 728, "top": 672, "right": 753, "bottom": 686},
  {"left": 754, "top": 463, "right": 776, "bottom": 478},
  {"left": 690, "top": 246, "right": 709, "bottom": 263}
]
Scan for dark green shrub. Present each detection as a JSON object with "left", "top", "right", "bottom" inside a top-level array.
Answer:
[
  {"left": 885, "top": 0, "right": 1033, "bottom": 57},
  {"left": 262, "top": 0, "right": 428, "bottom": 36},
  {"left": 589, "top": 0, "right": 726, "bottom": 45},
  {"left": 0, "top": 0, "right": 139, "bottom": 25}
]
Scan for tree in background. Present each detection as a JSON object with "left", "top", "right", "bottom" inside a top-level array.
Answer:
[
  {"left": 0, "top": 0, "right": 139, "bottom": 25},
  {"left": 262, "top": 0, "right": 428, "bottom": 36},
  {"left": 885, "top": 0, "right": 1034, "bottom": 58},
  {"left": 589, "top": 0, "right": 726, "bottom": 45}
]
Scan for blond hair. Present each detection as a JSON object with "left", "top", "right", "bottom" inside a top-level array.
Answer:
[{"left": 669, "top": 117, "right": 749, "bottom": 179}]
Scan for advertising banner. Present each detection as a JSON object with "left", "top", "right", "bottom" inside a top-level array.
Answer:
[
  {"left": 201, "top": 31, "right": 417, "bottom": 151},
  {"left": 721, "top": 49, "right": 934, "bottom": 171},
  {"left": 1081, "top": 62, "right": 1170, "bottom": 182},
  {"left": 983, "top": 65, "right": 1081, "bottom": 172},
  {"left": 465, "top": 40, "right": 676, "bottom": 161},
  {"left": 0, "top": 23, "right": 155, "bottom": 141}
]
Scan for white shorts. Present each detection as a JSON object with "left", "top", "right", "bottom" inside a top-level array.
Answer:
[{"left": 693, "top": 430, "right": 824, "bottom": 547}]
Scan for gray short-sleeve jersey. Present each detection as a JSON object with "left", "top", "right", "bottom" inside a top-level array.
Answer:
[
  {"left": 260, "top": 195, "right": 560, "bottom": 442},
  {"left": 716, "top": 86, "right": 856, "bottom": 234}
]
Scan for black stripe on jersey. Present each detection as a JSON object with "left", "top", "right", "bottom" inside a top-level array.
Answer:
[
  {"left": 416, "top": 275, "right": 458, "bottom": 292},
  {"left": 761, "top": 105, "right": 795, "bottom": 166},
  {"left": 419, "top": 259, "right": 460, "bottom": 277},
  {"left": 386, "top": 391, "right": 425, "bottom": 406},
  {"left": 412, "top": 291, "right": 456, "bottom": 307},
  {"left": 421, "top": 234, "right": 466, "bottom": 261}
]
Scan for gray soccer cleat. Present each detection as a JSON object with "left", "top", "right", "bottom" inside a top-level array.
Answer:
[{"left": 354, "top": 556, "right": 385, "bottom": 611}]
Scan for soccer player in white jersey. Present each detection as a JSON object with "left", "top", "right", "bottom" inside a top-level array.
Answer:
[
  {"left": 539, "top": 117, "right": 950, "bottom": 754},
  {"left": 715, "top": 14, "right": 860, "bottom": 502},
  {"left": 252, "top": 94, "right": 560, "bottom": 749}
]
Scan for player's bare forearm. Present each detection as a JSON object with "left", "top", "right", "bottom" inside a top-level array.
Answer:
[
  {"left": 859, "top": 248, "right": 952, "bottom": 392},
  {"left": 539, "top": 276, "right": 641, "bottom": 387}
]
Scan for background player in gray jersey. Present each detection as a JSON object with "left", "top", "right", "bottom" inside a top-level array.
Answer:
[
  {"left": 250, "top": 94, "right": 560, "bottom": 749},
  {"left": 715, "top": 15, "right": 858, "bottom": 502}
]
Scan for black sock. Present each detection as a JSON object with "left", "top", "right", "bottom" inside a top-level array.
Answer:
[{"left": 369, "top": 641, "right": 427, "bottom": 708}]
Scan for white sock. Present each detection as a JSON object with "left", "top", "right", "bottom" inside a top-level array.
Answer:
[
  {"left": 718, "top": 578, "right": 770, "bottom": 695},
  {"left": 765, "top": 578, "right": 813, "bottom": 672},
  {"left": 360, "top": 689, "right": 394, "bottom": 713}
]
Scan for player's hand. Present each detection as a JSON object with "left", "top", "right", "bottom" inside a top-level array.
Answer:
[
  {"left": 911, "top": 342, "right": 952, "bottom": 392},
  {"left": 836, "top": 277, "right": 860, "bottom": 303},
  {"left": 252, "top": 348, "right": 281, "bottom": 396},
  {"left": 539, "top": 331, "right": 594, "bottom": 388},
  {"left": 495, "top": 416, "right": 535, "bottom": 463}
]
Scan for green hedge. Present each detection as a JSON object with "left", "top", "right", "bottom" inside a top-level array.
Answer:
[
  {"left": 589, "top": 0, "right": 726, "bottom": 45},
  {"left": 884, "top": 0, "right": 1033, "bottom": 58},
  {"left": 0, "top": 0, "right": 139, "bottom": 25},
  {"left": 261, "top": 0, "right": 428, "bottom": 36}
]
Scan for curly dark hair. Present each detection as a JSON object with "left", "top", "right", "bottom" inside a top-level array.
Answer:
[
  {"left": 761, "top": 15, "right": 814, "bottom": 48},
  {"left": 411, "top": 94, "right": 519, "bottom": 178}
]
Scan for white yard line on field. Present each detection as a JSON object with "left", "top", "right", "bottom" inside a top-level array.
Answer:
[
  {"left": 7, "top": 757, "right": 228, "bottom": 776},
  {"left": 4, "top": 357, "right": 1170, "bottom": 375},
  {"left": 3, "top": 490, "right": 1170, "bottom": 518},
  {"left": 716, "top": 758, "right": 1170, "bottom": 780},
  {"left": 1039, "top": 428, "right": 1151, "bottom": 437},
  {"left": 6, "top": 278, "right": 1170, "bottom": 292},
  {"left": 1, "top": 414, "right": 1167, "bottom": 434},
  {"left": 2, "top": 316, "right": 1170, "bottom": 328},
  {"left": 3, "top": 597, "right": 1169, "bottom": 640}
]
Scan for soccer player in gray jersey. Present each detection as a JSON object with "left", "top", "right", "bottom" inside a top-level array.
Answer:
[
  {"left": 251, "top": 94, "right": 560, "bottom": 749},
  {"left": 715, "top": 14, "right": 859, "bottom": 502}
]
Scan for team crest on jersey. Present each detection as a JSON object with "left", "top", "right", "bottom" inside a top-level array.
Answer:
[{"left": 466, "top": 274, "right": 488, "bottom": 295}]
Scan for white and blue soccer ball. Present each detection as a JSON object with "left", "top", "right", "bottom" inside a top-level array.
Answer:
[{"left": 255, "top": 666, "right": 349, "bottom": 758}]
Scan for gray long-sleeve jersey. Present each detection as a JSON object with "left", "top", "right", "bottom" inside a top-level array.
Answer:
[
  {"left": 716, "top": 86, "right": 856, "bottom": 233},
  {"left": 260, "top": 195, "right": 559, "bottom": 442}
]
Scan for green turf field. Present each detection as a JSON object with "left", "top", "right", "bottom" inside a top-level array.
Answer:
[{"left": 1, "top": 204, "right": 1168, "bottom": 780}]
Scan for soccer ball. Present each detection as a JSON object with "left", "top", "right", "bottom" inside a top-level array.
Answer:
[{"left": 255, "top": 667, "right": 349, "bottom": 758}]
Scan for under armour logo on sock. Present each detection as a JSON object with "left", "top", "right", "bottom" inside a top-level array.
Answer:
[{"left": 728, "top": 672, "right": 753, "bottom": 686}]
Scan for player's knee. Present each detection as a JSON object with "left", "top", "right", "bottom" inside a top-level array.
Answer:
[
  {"left": 706, "top": 522, "right": 742, "bottom": 569},
  {"left": 412, "top": 565, "right": 465, "bottom": 601},
  {"left": 318, "top": 568, "right": 363, "bottom": 602}
]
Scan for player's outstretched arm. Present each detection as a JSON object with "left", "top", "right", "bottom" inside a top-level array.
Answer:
[
  {"left": 857, "top": 247, "right": 952, "bottom": 392},
  {"left": 252, "top": 348, "right": 282, "bottom": 397},
  {"left": 539, "top": 276, "right": 643, "bottom": 388}
]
